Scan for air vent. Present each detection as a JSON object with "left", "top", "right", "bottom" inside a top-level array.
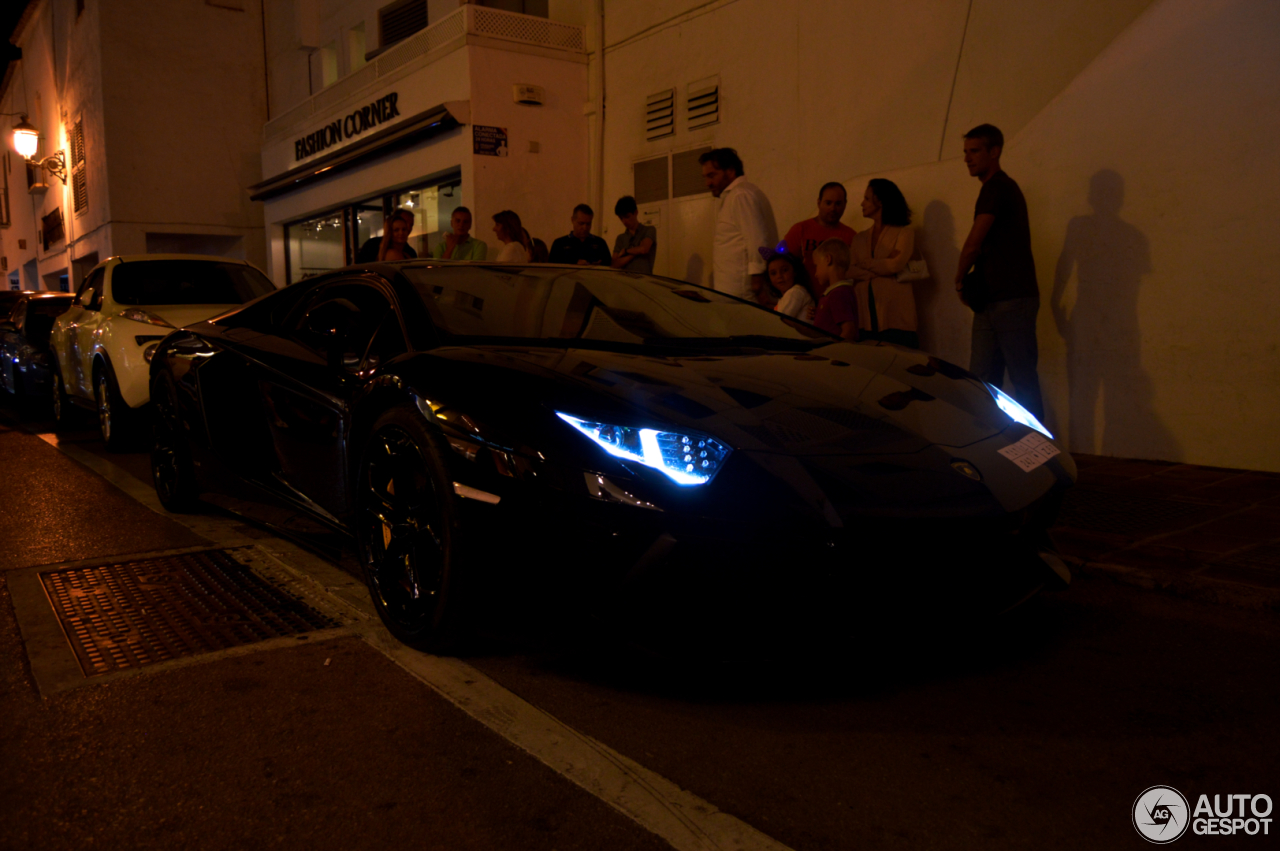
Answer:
[
  {"left": 672, "top": 147, "right": 712, "bottom": 197},
  {"left": 634, "top": 156, "right": 668, "bottom": 205},
  {"left": 378, "top": 0, "right": 428, "bottom": 49},
  {"left": 645, "top": 89, "right": 674, "bottom": 141},
  {"left": 687, "top": 80, "right": 719, "bottom": 130}
]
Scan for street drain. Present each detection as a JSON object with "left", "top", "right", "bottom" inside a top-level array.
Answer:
[
  {"left": 40, "top": 549, "right": 338, "bottom": 677},
  {"left": 1055, "top": 489, "right": 1216, "bottom": 537}
]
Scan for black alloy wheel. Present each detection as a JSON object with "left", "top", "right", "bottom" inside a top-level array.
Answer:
[
  {"left": 95, "top": 365, "right": 131, "bottom": 452},
  {"left": 357, "top": 408, "right": 467, "bottom": 651},
  {"left": 150, "top": 375, "right": 199, "bottom": 513}
]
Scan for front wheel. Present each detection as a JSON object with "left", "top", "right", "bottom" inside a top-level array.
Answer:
[
  {"left": 95, "top": 365, "right": 133, "bottom": 451},
  {"left": 356, "top": 408, "right": 470, "bottom": 652},
  {"left": 50, "top": 360, "right": 72, "bottom": 428},
  {"left": 151, "top": 375, "right": 199, "bottom": 513}
]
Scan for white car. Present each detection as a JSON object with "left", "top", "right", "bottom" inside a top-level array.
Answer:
[{"left": 50, "top": 254, "right": 277, "bottom": 449}]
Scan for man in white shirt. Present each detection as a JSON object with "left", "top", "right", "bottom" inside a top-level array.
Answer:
[{"left": 700, "top": 148, "right": 778, "bottom": 302}]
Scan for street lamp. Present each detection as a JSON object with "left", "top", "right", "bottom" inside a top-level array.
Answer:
[{"left": 10, "top": 114, "right": 66, "bottom": 184}]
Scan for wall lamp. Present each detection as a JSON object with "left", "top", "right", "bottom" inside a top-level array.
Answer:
[{"left": 10, "top": 115, "right": 66, "bottom": 184}]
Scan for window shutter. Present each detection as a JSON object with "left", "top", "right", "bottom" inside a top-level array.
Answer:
[
  {"left": 645, "top": 89, "right": 674, "bottom": 141},
  {"left": 72, "top": 120, "right": 87, "bottom": 214},
  {"left": 378, "top": 0, "right": 428, "bottom": 49},
  {"left": 686, "top": 82, "right": 719, "bottom": 130}
]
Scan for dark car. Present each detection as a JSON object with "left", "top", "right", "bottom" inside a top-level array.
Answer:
[
  {"left": 149, "top": 262, "right": 1075, "bottom": 650},
  {"left": 0, "top": 292, "right": 76, "bottom": 399}
]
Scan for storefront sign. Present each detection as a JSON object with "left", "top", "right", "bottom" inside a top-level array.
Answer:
[
  {"left": 294, "top": 92, "right": 402, "bottom": 162},
  {"left": 473, "top": 125, "right": 509, "bottom": 157}
]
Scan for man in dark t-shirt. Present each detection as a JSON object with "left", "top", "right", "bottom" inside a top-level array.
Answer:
[
  {"left": 955, "top": 123, "right": 1044, "bottom": 421},
  {"left": 549, "top": 204, "right": 612, "bottom": 266}
]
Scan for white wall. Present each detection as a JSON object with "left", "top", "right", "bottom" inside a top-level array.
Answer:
[{"left": 593, "top": 0, "right": 1280, "bottom": 471}]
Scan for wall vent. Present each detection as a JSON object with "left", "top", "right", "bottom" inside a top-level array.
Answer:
[
  {"left": 633, "top": 157, "right": 669, "bottom": 205},
  {"left": 686, "top": 80, "right": 719, "bottom": 130},
  {"left": 379, "top": 0, "right": 428, "bottom": 50},
  {"left": 645, "top": 89, "right": 674, "bottom": 141},
  {"left": 672, "top": 147, "right": 712, "bottom": 197}
]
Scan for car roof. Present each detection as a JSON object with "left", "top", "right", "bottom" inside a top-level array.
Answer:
[
  {"left": 106, "top": 254, "right": 254, "bottom": 265},
  {"left": 24, "top": 291, "right": 74, "bottom": 299}
]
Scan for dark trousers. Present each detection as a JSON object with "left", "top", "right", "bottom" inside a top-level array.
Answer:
[{"left": 970, "top": 296, "right": 1044, "bottom": 420}]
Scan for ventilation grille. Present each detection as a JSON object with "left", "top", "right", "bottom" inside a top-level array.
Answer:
[
  {"left": 634, "top": 156, "right": 668, "bottom": 205},
  {"left": 379, "top": 0, "right": 428, "bottom": 49},
  {"left": 672, "top": 147, "right": 712, "bottom": 197},
  {"left": 687, "top": 82, "right": 719, "bottom": 130},
  {"left": 645, "top": 89, "right": 674, "bottom": 141}
]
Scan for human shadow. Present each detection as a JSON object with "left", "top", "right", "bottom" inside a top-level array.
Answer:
[
  {"left": 915, "top": 200, "right": 966, "bottom": 358},
  {"left": 1051, "top": 170, "right": 1178, "bottom": 458}
]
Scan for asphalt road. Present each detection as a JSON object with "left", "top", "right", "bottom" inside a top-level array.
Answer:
[{"left": 1, "top": 397, "right": 1276, "bottom": 850}]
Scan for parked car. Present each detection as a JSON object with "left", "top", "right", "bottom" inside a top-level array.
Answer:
[
  {"left": 149, "top": 261, "right": 1075, "bottom": 651},
  {"left": 0, "top": 290, "right": 24, "bottom": 322},
  {"left": 49, "top": 254, "right": 276, "bottom": 449},
  {"left": 0, "top": 292, "right": 76, "bottom": 400}
]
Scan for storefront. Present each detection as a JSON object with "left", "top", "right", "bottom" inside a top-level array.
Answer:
[{"left": 252, "top": 4, "right": 589, "bottom": 288}]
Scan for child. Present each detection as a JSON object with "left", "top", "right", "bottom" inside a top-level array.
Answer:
[
  {"left": 760, "top": 246, "right": 815, "bottom": 319},
  {"left": 810, "top": 237, "right": 858, "bottom": 340}
]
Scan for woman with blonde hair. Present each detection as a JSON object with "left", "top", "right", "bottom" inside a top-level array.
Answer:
[
  {"left": 492, "top": 210, "right": 533, "bottom": 262},
  {"left": 850, "top": 179, "right": 919, "bottom": 348}
]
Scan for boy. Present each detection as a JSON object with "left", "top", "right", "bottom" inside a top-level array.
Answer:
[{"left": 811, "top": 238, "right": 858, "bottom": 341}]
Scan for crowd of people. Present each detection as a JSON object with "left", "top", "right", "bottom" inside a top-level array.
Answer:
[{"left": 363, "top": 120, "right": 1040, "bottom": 419}]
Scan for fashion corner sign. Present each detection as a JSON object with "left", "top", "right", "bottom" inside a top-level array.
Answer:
[{"left": 294, "top": 92, "right": 402, "bottom": 162}]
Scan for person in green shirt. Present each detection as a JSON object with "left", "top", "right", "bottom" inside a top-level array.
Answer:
[{"left": 430, "top": 207, "right": 488, "bottom": 261}]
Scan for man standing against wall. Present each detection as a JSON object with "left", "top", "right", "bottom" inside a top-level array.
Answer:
[
  {"left": 549, "top": 204, "right": 612, "bottom": 265},
  {"left": 700, "top": 148, "right": 777, "bottom": 303},
  {"left": 955, "top": 124, "right": 1044, "bottom": 420},
  {"left": 783, "top": 182, "right": 856, "bottom": 282}
]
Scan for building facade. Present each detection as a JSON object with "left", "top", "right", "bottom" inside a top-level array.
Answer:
[{"left": 0, "top": 0, "right": 269, "bottom": 293}]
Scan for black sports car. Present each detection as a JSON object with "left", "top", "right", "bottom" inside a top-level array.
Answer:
[
  {"left": 150, "top": 262, "right": 1075, "bottom": 649},
  {"left": 0, "top": 292, "right": 75, "bottom": 399}
]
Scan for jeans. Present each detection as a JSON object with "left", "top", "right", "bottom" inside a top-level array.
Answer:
[{"left": 970, "top": 296, "right": 1044, "bottom": 420}]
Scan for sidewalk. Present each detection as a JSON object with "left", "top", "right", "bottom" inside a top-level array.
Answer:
[{"left": 1051, "top": 454, "right": 1280, "bottom": 610}]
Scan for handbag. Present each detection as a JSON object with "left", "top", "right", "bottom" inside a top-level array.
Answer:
[
  {"left": 961, "top": 264, "right": 989, "bottom": 312},
  {"left": 896, "top": 255, "right": 930, "bottom": 282}
]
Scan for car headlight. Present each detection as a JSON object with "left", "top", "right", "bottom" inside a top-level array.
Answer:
[
  {"left": 556, "top": 412, "right": 731, "bottom": 485},
  {"left": 986, "top": 383, "right": 1053, "bottom": 439},
  {"left": 120, "top": 308, "right": 174, "bottom": 328}
]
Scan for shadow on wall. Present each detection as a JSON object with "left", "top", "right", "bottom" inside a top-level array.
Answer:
[
  {"left": 1051, "top": 170, "right": 1179, "bottom": 459},
  {"left": 914, "top": 200, "right": 969, "bottom": 363},
  {"left": 685, "top": 254, "right": 705, "bottom": 287}
]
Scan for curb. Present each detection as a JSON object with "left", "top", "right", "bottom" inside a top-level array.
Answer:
[{"left": 1063, "top": 555, "right": 1280, "bottom": 613}]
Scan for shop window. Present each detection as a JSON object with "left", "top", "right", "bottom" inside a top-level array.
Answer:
[{"left": 286, "top": 212, "right": 346, "bottom": 284}]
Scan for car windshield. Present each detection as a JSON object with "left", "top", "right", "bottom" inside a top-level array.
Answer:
[
  {"left": 111, "top": 260, "right": 276, "bottom": 306},
  {"left": 399, "top": 265, "right": 832, "bottom": 350}
]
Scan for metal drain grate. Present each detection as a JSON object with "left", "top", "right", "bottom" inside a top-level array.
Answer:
[
  {"left": 1054, "top": 489, "right": 1215, "bottom": 537},
  {"left": 40, "top": 549, "right": 338, "bottom": 677}
]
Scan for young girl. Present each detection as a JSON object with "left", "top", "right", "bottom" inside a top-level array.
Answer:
[{"left": 761, "top": 248, "right": 815, "bottom": 320}]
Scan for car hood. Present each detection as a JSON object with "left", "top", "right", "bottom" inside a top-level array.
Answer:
[
  {"left": 124, "top": 304, "right": 240, "bottom": 330},
  {"left": 411, "top": 341, "right": 1012, "bottom": 456}
]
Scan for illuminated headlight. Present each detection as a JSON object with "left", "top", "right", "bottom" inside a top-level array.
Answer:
[
  {"left": 143, "top": 343, "right": 159, "bottom": 364},
  {"left": 556, "top": 412, "right": 731, "bottom": 485},
  {"left": 986, "top": 383, "right": 1053, "bottom": 439},
  {"left": 120, "top": 308, "right": 174, "bottom": 328}
]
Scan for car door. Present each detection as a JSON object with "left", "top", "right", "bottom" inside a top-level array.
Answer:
[
  {"left": 253, "top": 279, "right": 397, "bottom": 521},
  {"left": 64, "top": 267, "right": 105, "bottom": 397}
]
